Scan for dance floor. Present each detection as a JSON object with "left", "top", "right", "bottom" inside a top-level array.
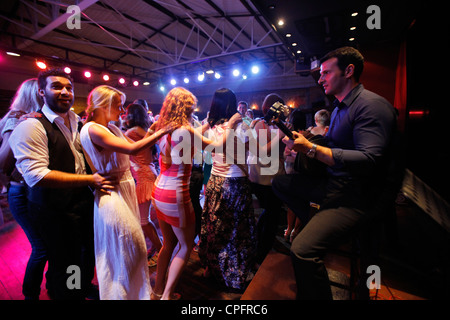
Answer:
[{"left": 1, "top": 191, "right": 448, "bottom": 301}]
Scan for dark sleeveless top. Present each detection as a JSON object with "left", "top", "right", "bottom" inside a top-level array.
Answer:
[{"left": 27, "top": 112, "right": 92, "bottom": 210}]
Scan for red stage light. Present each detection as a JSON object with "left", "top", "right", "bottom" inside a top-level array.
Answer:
[
  {"left": 119, "top": 78, "right": 125, "bottom": 84},
  {"left": 84, "top": 71, "right": 92, "bottom": 78},
  {"left": 64, "top": 67, "right": 71, "bottom": 74},
  {"left": 36, "top": 61, "right": 47, "bottom": 69},
  {"left": 103, "top": 74, "right": 110, "bottom": 81}
]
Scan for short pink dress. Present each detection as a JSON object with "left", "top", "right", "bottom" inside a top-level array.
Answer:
[
  {"left": 151, "top": 128, "right": 195, "bottom": 228},
  {"left": 125, "top": 128, "right": 157, "bottom": 204}
]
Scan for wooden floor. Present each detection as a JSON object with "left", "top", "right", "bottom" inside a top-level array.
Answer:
[{"left": 1, "top": 192, "right": 448, "bottom": 301}]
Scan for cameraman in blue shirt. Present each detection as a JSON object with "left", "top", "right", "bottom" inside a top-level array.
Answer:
[{"left": 273, "top": 46, "right": 398, "bottom": 299}]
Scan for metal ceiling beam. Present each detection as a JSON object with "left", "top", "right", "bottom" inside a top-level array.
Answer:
[
  {"left": 150, "top": 42, "right": 283, "bottom": 72},
  {"left": 18, "top": 0, "right": 99, "bottom": 49}
]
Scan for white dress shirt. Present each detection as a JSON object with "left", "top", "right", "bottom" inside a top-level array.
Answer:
[{"left": 9, "top": 104, "right": 87, "bottom": 187}]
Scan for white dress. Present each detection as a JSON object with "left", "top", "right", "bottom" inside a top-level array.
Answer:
[{"left": 80, "top": 122, "right": 151, "bottom": 300}]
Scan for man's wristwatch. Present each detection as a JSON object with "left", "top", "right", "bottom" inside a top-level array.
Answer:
[{"left": 306, "top": 143, "right": 317, "bottom": 159}]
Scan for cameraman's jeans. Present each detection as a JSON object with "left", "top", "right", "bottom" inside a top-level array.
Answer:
[
  {"left": 8, "top": 183, "right": 48, "bottom": 299},
  {"left": 272, "top": 174, "right": 367, "bottom": 300}
]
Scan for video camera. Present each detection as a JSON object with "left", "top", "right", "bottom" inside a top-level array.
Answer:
[{"left": 263, "top": 101, "right": 294, "bottom": 139}]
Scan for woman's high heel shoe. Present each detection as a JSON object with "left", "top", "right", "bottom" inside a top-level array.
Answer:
[
  {"left": 290, "top": 229, "right": 300, "bottom": 243},
  {"left": 151, "top": 291, "right": 162, "bottom": 300},
  {"left": 284, "top": 228, "right": 292, "bottom": 242}
]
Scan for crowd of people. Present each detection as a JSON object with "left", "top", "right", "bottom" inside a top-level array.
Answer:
[{"left": 0, "top": 46, "right": 399, "bottom": 300}]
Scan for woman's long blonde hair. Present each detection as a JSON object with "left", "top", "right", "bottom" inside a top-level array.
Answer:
[
  {"left": 10, "top": 78, "right": 42, "bottom": 112},
  {"left": 156, "top": 87, "right": 197, "bottom": 130},
  {"left": 85, "top": 85, "right": 126, "bottom": 122},
  {"left": 0, "top": 78, "right": 43, "bottom": 135}
]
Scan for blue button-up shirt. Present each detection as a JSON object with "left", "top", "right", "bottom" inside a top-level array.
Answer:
[{"left": 325, "top": 84, "right": 397, "bottom": 177}]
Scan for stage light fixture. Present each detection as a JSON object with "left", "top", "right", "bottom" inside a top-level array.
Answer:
[
  {"left": 214, "top": 72, "right": 221, "bottom": 79},
  {"left": 36, "top": 60, "right": 47, "bottom": 70},
  {"left": 251, "top": 65, "right": 260, "bottom": 74},
  {"left": 103, "top": 74, "right": 110, "bottom": 81},
  {"left": 183, "top": 77, "right": 189, "bottom": 84},
  {"left": 84, "top": 71, "right": 92, "bottom": 78},
  {"left": 197, "top": 73, "right": 205, "bottom": 82},
  {"left": 64, "top": 67, "right": 71, "bottom": 74},
  {"left": 119, "top": 78, "right": 126, "bottom": 84},
  {"left": 170, "top": 78, "right": 176, "bottom": 86},
  {"left": 143, "top": 81, "right": 150, "bottom": 86},
  {"left": 6, "top": 52, "right": 20, "bottom": 57},
  {"left": 232, "top": 69, "right": 240, "bottom": 77},
  {"left": 206, "top": 69, "right": 214, "bottom": 74},
  {"left": 159, "top": 85, "right": 165, "bottom": 92},
  {"left": 133, "top": 81, "right": 139, "bottom": 86}
]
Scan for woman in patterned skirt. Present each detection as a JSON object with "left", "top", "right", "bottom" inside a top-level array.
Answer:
[
  {"left": 151, "top": 87, "right": 242, "bottom": 300},
  {"left": 198, "top": 88, "right": 257, "bottom": 292}
]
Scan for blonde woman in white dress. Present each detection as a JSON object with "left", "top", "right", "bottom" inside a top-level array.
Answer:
[{"left": 80, "top": 85, "right": 174, "bottom": 299}]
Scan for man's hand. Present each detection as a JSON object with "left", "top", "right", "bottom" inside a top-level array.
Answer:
[
  {"left": 92, "top": 173, "right": 118, "bottom": 194},
  {"left": 282, "top": 131, "right": 313, "bottom": 153}
]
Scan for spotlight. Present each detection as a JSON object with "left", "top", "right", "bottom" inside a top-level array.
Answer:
[
  {"left": 205, "top": 69, "right": 214, "bottom": 74},
  {"left": 143, "top": 81, "right": 150, "bottom": 86},
  {"left": 214, "top": 72, "right": 221, "bottom": 79},
  {"left": 84, "top": 71, "right": 91, "bottom": 78},
  {"left": 242, "top": 74, "right": 247, "bottom": 80},
  {"left": 197, "top": 73, "right": 205, "bottom": 82},
  {"left": 133, "top": 81, "right": 139, "bottom": 86},
  {"left": 232, "top": 69, "right": 240, "bottom": 77},
  {"left": 159, "top": 85, "right": 165, "bottom": 92},
  {"left": 6, "top": 52, "right": 20, "bottom": 57},
  {"left": 64, "top": 67, "right": 71, "bottom": 74},
  {"left": 119, "top": 78, "right": 125, "bottom": 84},
  {"left": 103, "top": 74, "right": 110, "bottom": 81},
  {"left": 183, "top": 77, "right": 189, "bottom": 84},
  {"left": 36, "top": 60, "right": 47, "bottom": 70},
  {"left": 170, "top": 78, "right": 176, "bottom": 86},
  {"left": 251, "top": 65, "right": 260, "bottom": 74}
]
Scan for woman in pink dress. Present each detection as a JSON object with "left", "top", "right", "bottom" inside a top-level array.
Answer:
[
  {"left": 151, "top": 87, "right": 241, "bottom": 300},
  {"left": 124, "top": 103, "right": 162, "bottom": 266}
]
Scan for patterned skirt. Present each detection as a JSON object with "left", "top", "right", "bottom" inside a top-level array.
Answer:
[{"left": 198, "top": 174, "right": 257, "bottom": 291}]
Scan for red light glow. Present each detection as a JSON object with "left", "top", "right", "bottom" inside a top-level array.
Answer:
[{"left": 36, "top": 61, "right": 47, "bottom": 70}]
